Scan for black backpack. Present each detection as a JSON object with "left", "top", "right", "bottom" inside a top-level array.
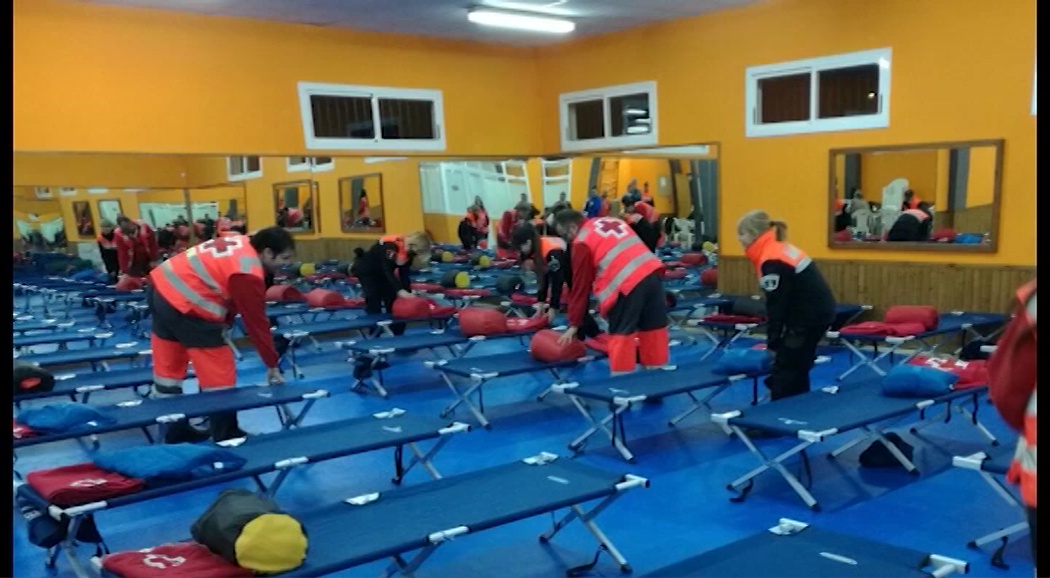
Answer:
[
  {"left": 16, "top": 493, "right": 106, "bottom": 559},
  {"left": 192, "top": 489, "right": 308, "bottom": 574},
  {"left": 14, "top": 362, "right": 55, "bottom": 397}
]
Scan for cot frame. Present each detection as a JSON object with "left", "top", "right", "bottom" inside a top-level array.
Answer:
[
  {"left": 20, "top": 409, "right": 470, "bottom": 578},
  {"left": 337, "top": 331, "right": 480, "bottom": 398},
  {"left": 687, "top": 319, "right": 762, "bottom": 360},
  {"left": 953, "top": 451, "right": 1031, "bottom": 569},
  {"left": 712, "top": 387, "right": 999, "bottom": 511}
]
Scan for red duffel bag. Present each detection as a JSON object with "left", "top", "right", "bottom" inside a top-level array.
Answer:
[
  {"left": 884, "top": 305, "right": 939, "bottom": 331},
  {"left": 662, "top": 268, "right": 687, "bottom": 280},
  {"left": 265, "top": 285, "right": 305, "bottom": 303},
  {"left": 102, "top": 542, "right": 249, "bottom": 578},
  {"left": 304, "top": 289, "right": 346, "bottom": 308},
  {"left": 530, "top": 330, "right": 587, "bottom": 362},
  {"left": 391, "top": 296, "right": 433, "bottom": 319},
  {"left": 700, "top": 268, "right": 718, "bottom": 286},
  {"left": 459, "top": 307, "right": 509, "bottom": 337},
  {"left": 505, "top": 316, "right": 549, "bottom": 333},
  {"left": 680, "top": 252, "right": 708, "bottom": 267}
]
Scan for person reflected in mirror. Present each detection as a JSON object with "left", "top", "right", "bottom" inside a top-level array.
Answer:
[
  {"left": 357, "top": 189, "right": 371, "bottom": 225},
  {"left": 901, "top": 188, "right": 924, "bottom": 211},
  {"left": 599, "top": 191, "right": 611, "bottom": 217},
  {"left": 114, "top": 215, "right": 159, "bottom": 278},
  {"left": 625, "top": 212, "right": 660, "bottom": 253},
  {"left": 516, "top": 193, "right": 540, "bottom": 220},
  {"left": 583, "top": 187, "right": 603, "bottom": 219},
  {"left": 887, "top": 202, "right": 934, "bottom": 242},
  {"left": 471, "top": 195, "right": 489, "bottom": 248},
  {"left": 738, "top": 211, "right": 835, "bottom": 410},
  {"left": 545, "top": 192, "right": 572, "bottom": 219},
  {"left": 641, "top": 182, "right": 655, "bottom": 206},
  {"left": 459, "top": 206, "right": 481, "bottom": 251},
  {"left": 96, "top": 220, "right": 120, "bottom": 283}
]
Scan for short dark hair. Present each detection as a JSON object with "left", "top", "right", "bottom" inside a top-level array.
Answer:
[
  {"left": 553, "top": 209, "right": 585, "bottom": 229},
  {"left": 511, "top": 222, "right": 537, "bottom": 247},
  {"left": 115, "top": 215, "right": 131, "bottom": 225},
  {"left": 251, "top": 226, "right": 295, "bottom": 255}
]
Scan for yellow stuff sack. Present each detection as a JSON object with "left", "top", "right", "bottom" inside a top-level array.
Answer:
[{"left": 192, "top": 489, "right": 308, "bottom": 574}]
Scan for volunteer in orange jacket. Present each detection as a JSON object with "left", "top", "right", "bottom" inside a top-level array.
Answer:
[
  {"left": 555, "top": 210, "right": 669, "bottom": 375},
  {"left": 147, "top": 227, "right": 295, "bottom": 443},
  {"left": 987, "top": 280, "right": 1037, "bottom": 573},
  {"left": 113, "top": 215, "right": 160, "bottom": 277},
  {"left": 739, "top": 210, "right": 836, "bottom": 401}
]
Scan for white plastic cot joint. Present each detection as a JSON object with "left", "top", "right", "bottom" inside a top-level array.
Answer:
[
  {"left": 156, "top": 413, "right": 187, "bottom": 424},
  {"left": 468, "top": 336, "right": 487, "bottom": 342},
  {"left": 711, "top": 410, "right": 742, "bottom": 426},
  {"left": 615, "top": 474, "right": 650, "bottom": 491},
  {"left": 825, "top": 331, "right": 841, "bottom": 338},
  {"left": 928, "top": 554, "right": 969, "bottom": 577},
  {"left": 886, "top": 336, "right": 911, "bottom": 344},
  {"left": 275, "top": 456, "right": 309, "bottom": 469},
  {"left": 302, "top": 389, "right": 329, "bottom": 399},
  {"left": 769, "top": 518, "right": 809, "bottom": 534},
  {"left": 613, "top": 395, "right": 647, "bottom": 406},
  {"left": 52, "top": 501, "right": 107, "bottom": 519},
  {"left": 523, "top": 452, "right": 560, "bottom": 465},
  {"left": 345, "top": 492, "right": 381, "bottom": 506},
  {"left": 980, "top": 345, "right": 997, "bottom": 353},
  {"left": 439, "top": 422, "right": 472, "bottom": 435},
  {"left": 728, "top": 374, "right": 747, "bottom": 382},
  {"left": 75, "top": 385, "right": 105, "bottom": 393},
  {"left": 551, "top": 382, "right": 579, "bottom": 394},
  {"left": 428, "top": 526, "right": 469, "bottom": 543},
  {"left": 374, "top": 408, "right": 407, "bottom": 419},
  {"left": 377, "top": 320, "right": 393, "bottom": 327},
  {"left": 798, "top": 428, "right": 837, "bottom": 443},
  {"left": 951, "top": 452, "right": 988, "bottom": 470},
  {"left": 915, "top": 399, "right": 936, "bottom": 409},
  {"left": 372, "top": 347, "right": 396, "bottom": 355},
  {"left": 473, "top": 372, "right": 499, "bottom": 380},
  {"left": 95, "top": 332, "right": 115, "bottom": 339},
  {"left": 424, "top": 360, "right": 448, "bottom": 368}
]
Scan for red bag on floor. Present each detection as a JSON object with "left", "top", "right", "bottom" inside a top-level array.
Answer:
[
  {"left": 839, "top": 321, "right": 926, "bottom": 337},
  {"left": 584, "top": 333, "right": 612, "bottom": 354},
  {"left": 102, "top": 542, "right": 250, "bottom": 578},
  {"left": 115, "top": 277, "right": 144, "bottom": 292},
  {"left": 680, "top": 252, "right": 708, "bottom": 266},
  {"left": 392, "top": 296, "right": 432, "bottom": 319},
  {"left": 26, "top": 463, "right": 144, "bottom": 507},
  {"left": 511, "top": 294, "right": 538, "bottom": 306},
  {"left": 884, "top": 305, "right": 939, "bottom": 331},
  {"left": 265, "top": 285, "right": 305, "bottom": 303},
  {"left": 908, "top": 355, "right": 989, "bottom": 389},
  {"left": 530, "top": 330, "right": 586, "bottom": 362},
  {"left": 304, "top": 289, "right": 345, "bottom": 308},
  {"left": 13, "top": 418, "right": 35, "bottom": 439},
  {"left": 459, "top": 307, "right": 509, "bottom": 337},
  {"left": 700, "top": 268, "right": 718, "bottom": 286},
  {"left": 505, "top": 316, "right": 549, "bottom": 333},
  {"left": 662, "top": 268, "right": 687, "bottom": 280},
  {"left": 428, "top": 302, "right": 458, "bottom": 317}
]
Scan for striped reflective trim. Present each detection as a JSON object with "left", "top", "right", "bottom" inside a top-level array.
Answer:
[
  {"left": 596, "top": 251, "right": 657, "bottom": 305},
  {"left": 1013, "top": 439, "right": 1037, "bottom": 472},
  {"left": 238, "top": 256, "right": 261, "bottom": 274},
  {"left": 1026, "top": 292, "right": 1037, "bottom": 324},
  {"left": 159, "top": 261, "right": 227, "bottom": 318},
  {"left": 598, "top": 237, "right": 643, "bottom": 272},
  {"left": 186, "top": 253, "right": 222, "bottom": 293},
  {"left": 1027, "top": 389, "right": 1037, "bottom": 418},
  {"left": 576, "top": 227, "right": 591, "bottom": 244},
  {"left": 795, "top": 256, "right": 812, "bottom": 273}
]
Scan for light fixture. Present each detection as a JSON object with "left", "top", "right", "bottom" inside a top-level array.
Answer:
[
  {"left": 625, "top": 108, "right": 648, "bottom": 116},
  {"left": 626, "top": 126, "right": 651, "bottom": 135},
  {"left": 467, "top": 8, "right": 575, "bottom": 34}
]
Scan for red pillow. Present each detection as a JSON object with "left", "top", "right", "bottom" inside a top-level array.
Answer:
[
  {"left": 459, "top": 308, "right": 509, "bottom": 337},
  {"left": 680, "top": 253, "right": 708, "bottom": 266},
  {"left": 27, "top": 463, "right": 144, "bottom": 507},
  {"left": 584, "top": 333, "right": 611, "bottom": 354},
  {"left": 700, "top": 268, "right": 718, "bottom": 287},
  {"left": 506, "top": 316, "right": 549, "bottom": 333},
  {"left": 265, "top": 285, "right": 305, "bottom": 303},
  {"left": 304, "top": 289, "right": 345, "bottom": 308},
  {"left": 428, "top": 303, "right": 458, "bottom": 317},
  {"left": 884, "top": 305, "right": 939, "bottom": 331},
  {"left": 443, "top": 289, "right": 492, "bottom": 298},
  {"left": 102, "top": 542, "right": 249, "bottom": 578},
  {"left": 662, "top": 268, "right": 687, "bottom": 280},
  {"left": 530, "top": 330, "right": 587, "bottom": 362},
  {"left": 391, "top": 296, "right": 432, "bottom": 319}
]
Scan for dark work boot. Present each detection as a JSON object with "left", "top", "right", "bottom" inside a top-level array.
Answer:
[
  {"left": 210, "top": 412, "right": 248, "bottom": 442},
  {"left": 162, "top": 421, "right": 211, "bottom": 444}
]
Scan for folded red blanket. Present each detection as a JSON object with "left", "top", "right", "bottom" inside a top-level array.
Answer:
[
  {"left": 103, "top": 542, "right": 249, "bottom": 578},
  {"left": 907, "top": 355, "right": 989, "bottom": 389},
  {"left": 702, "top": 314, "right": 765, "bottom": 324},
  {"left": 839, "top": 321, "right": 926, "bottom": 336},
  {"left": 27, "top": 463, "right": 144, "bottom": 507}
]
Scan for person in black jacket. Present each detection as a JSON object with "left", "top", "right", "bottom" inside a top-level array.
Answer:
[
  {"left": 351, "top": 232, "right": 430, "bottom": 336},
  {"left": 887, "top": 203, "right": 934, "bottom": 242},
  {"left": 738, "top": 210, "right": 836, "bottom": 403},
  {"left": 512, "top": 223, "right": 601, "bottom": 337},
  {"left": 625, "top": 213, "right": 660, "bottom": 252}
]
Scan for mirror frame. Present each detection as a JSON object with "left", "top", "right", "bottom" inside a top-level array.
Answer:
[
  {"left": 826, "top": 139, "right": 1004, "bottom": 253},
  {"left": 272, "top": 179, "right": 318, "bottom": 235},
  {"left": 339, "top": 172, "right": 385, "bottom": 234},
  {"left": 70, "top": 200, "right": 95, "bottom": 239}
]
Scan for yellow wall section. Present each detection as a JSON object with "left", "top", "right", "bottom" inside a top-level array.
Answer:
[
  {"left": 13, "top": 0, "right": 543, "bottom": 156},
  {"left": 534, "top": 0, "right": 1036, "bottom": 265},
  {"left": 859, "top": 151, "right": 939, "bottom": 204},
  {"left": 966, "top": 146, "right": 998, "bottom": 208},
  {"left": 14, "top": 154, "right": 189, "bottom": 188}
]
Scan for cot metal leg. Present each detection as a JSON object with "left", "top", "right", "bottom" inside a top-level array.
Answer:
[
  {"left": 956, "top": 404, "right": 999, "bottom": 444},
  {"left": 565, "top": 396, "right": 635, "bottom": 462},
  {"left": 540, "top": 493, "right": 634, "bottom": 573},
  {"left": 727, "top": 425, "right": 820, "bottom": 510},
  {"left": 383, "top": 544, "right": 441, "bottom": 578},
  {"left": 668, "top": 384, "right": 730, "bottom": 427},
  {"left": 224, "top": 331, "right": 243, "bottom": 361},
  {"left": 280, "top": 399, "right": 317, "bottom": 429},
  {"left": 61, "top": 515, "right": 93, "bottom": 578},
  {"left": 395, "top": 440, "right": 447, "bottom": 483},
  {"left": 835, "top": 339, "right": 887, "bottom": 381},
  {"left": 438, "top": 373, "right": 490, "bottom": 429},
  {"left": 537, "top": 367, "right": 571, "bottom": 401}
]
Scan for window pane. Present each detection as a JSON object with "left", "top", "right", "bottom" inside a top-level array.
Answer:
[
  {"left": 609, "top": 93, "right": 651, "bottom": 137},
  {"left": 378, "top": 98, "right": 436, "bottom": 140},
  {"left": 818, "top": 64, "right": 880, "bottom": 119},
  {"left": 312, "top": 157, "right": 333, "bottom": 166},
  {"left": 758, "top": 73, "right": 811, "bottom": 123},
  {"left": 246, "top": 156, "right": 261, "bottom": 172},
  {"left": 228, "top": 157, "right": 244, "bottom": 175},
  {"left": 310, "top": 95, "right": 375, "bottom": 139},
  {"left": 568, "top": 99, "right": 605, "bottom": 140},
  {"left": 289, "top": 156, "right": 308, "bottom": 165}
]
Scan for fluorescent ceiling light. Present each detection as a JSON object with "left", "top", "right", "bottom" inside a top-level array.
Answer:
[
  {"left": 468, "top": 9, "right": 575, "bottom": 34},
  {"left": 626, "top": 126, "right": 651, "bottom": 134},
  {"left": 625, "top": 108, "right": 648, "bottom": 116}
]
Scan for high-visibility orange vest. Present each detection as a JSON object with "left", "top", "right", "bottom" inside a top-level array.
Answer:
[
  {"left": 539, "top": 236, "right": 566, "bottom": 259},
  {"left": 380, "top": 235, "right": 409, "bottom": 263},
  {"left": 149, "top": 235, "right": 264, "bottom": 322},
  {"left": 1008, "top": 281, "right": 1037, "bottom": 508},
  {"left": 902, "top": 208, "right": 930, "bottom": 222},
  {"left": 574, "top": 217, "right": 663, "bottom": 315},
  {"left": 744, "top": 229, "right": 814, "bottom": 279}
]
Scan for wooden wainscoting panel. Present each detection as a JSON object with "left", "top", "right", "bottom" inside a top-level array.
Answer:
[{"left": 718, "top": 256, "right": 1033, "bottom": 316}]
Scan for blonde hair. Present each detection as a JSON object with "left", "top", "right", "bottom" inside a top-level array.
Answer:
[
  {"left": 404, "top": 231, "right": 432, "bottom": 268},
  {"left": 738, "top": 210, "right": 787, "bottom": 242}
]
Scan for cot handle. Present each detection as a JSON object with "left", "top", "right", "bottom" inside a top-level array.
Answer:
[
  {"left": 615, "top": 474, "right": 650, "bottom": 491},
  {"left": 275, "top": 456, "right": 309, "bottom": 469},
  {"left": 302, "top": 389, "right": 330, "bottom": 399},
  {"left": 439, "top": 422, "right": 472, "bottom": 435},
  {"left": 428, "top": 526, "right": 469, "bottom": 543},
  {"left": 156, "top": 413, "right": 187, "bottom": 423}
]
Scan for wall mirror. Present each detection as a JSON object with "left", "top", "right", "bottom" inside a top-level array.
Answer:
[
  {"left": 71, "top": 200, "right": 95, "bottom": 238},
  {"left": 274, "top": 180, "right": 317, "bottom": 234},
  {"left": 97, "top": 199, "right": 124, "bottom": 225},
  {"left": 14, "top": 187, "right": 67, "bottom": 251},
  {"left": 828, "top": 139, "right": 1003, "bottom": 252},
  {"left": 190, "top": 184, "right": 248, "bottom": 241},
  {"left": 340, "top": 173, "right": 384, "bottom": 233}
]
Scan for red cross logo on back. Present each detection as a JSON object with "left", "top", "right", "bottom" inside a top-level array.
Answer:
[
  {"left": 595, "top": 219, "right": 628, "bottom": 239},
  {"left": 199, "top": 236, "right": 243, "bottom": 258}
]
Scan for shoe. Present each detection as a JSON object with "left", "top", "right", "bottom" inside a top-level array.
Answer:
[
  {"left": 210, "top": 412, "right": 250, "bottom": 442},
  {"left": 164, "top": 422, "right": 211, "bottom": 444}
]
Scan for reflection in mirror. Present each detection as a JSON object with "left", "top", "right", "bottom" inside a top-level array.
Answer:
[
  {"left": 340, "top": 173, "right": 384, "bottom": 233},
  {"left": 14, "top": 187, "right": 66, "bottom": 252},
  {"left": 71, "top": 200, "right": 95, "bottom": 238},
  {"left": 274, "top": 180, "right": 317, "bottom": 234},
  {"left": 137, "top": 189, "right": 192, "bottom": 254},
  {"left": 190, "top": 185, "right": 248, "bottom": 241},
  {"left": 97, "top": 199, "right": 124, "bottom": 225},
  {"left": 829, "top": 140, "right": 1002, "bottom": 251}
]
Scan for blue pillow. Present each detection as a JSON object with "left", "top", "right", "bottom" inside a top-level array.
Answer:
[
  {"left": 17, "top": 403, "right": 117, "bottom": 434},
  {"left": 712, "top": 349, "right": 772, "bottom": 375},
  {"left": 955, "top": 233, "right": 983, "bottom": 245},
  {"left": 94, "top": 444, "right": 248, "bottom": 482},
  {"left": 881, "top": 365, "right": 959, "bottom": 398}
]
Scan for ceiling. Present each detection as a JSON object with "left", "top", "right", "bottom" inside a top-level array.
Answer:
[{"left": 82, "top": 0, "right": 757, "bottom": 46}]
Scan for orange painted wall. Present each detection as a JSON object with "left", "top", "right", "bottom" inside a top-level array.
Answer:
[
  {"left": 534, "top": 0, "right": 1036, "bottom": 265},
  {"left": 859, "top": 151, "right": 939, "bottom": 205},
  {"left": 13, "top": 0, "right": 543, "bottom": 157},
  {"left": 967, "top": 146, "right": 998, "bottom": 207},
  {"left": 13, "top": 154, "right": 189, "bottom": 188}
]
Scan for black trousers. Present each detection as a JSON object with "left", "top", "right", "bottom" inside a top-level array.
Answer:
[
  {"left": 765, "top": 325, "right": 827, "bottom": 401},
  {"left": 458, "top": 221, "right": 478, "bottom": 250},
  {"left": 361, "top": 279, "right": 406, "bottom": 336},
  {"left": 607, "top": 273, "right": 668, "bottom": 335}
]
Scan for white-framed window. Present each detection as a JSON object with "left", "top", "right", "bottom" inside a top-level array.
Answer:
[
  {"left": 559, "top": 81, "right": 658, "bottom": 152},
  {"left": 298, "top": 82, "right": 446, "bottom": 152},
  {"left": 287, "top": 156, "right": 335, "bottom": 173},
  {"left": 227, "top": 156, "right": 262, "bottom": 181},
  {"left": 34, "top": 187, "right": 53, "bottom": 199},
  {"left": 745, "top": 48, "right": 892, "bottom": 138}
]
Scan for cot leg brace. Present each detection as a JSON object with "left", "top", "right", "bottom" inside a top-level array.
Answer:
[
  {"left": 349, "top": 341, "right": 477, "bottom": 398},
  {"left": 540, "top": 487, "right": 646, "bottom": 574},
  {"left": 714, "top": 414, "right": 825, "bottom": 511},
  {"left": 952, "top": 452, "right": 1030, "bottom": 569},
  {"left": 29, "top": 498, "right": 111, "bottom": 578},
  {"left": 908, "top": 396, "right": 1000, "bottom": 445},
  {"left": 436, "top": 370, "right": 495, "bottom": 429},
  {"left": 692, "top": 323, "right": 758, "bottom": 361},
  {"left": 222, "top": 328, "right": 243, "bottom": 361},
  {"left": 832, "top": 334, "right": 916, "bottom": 381},
  {"left": 561, "top": 395, "right": 639, "bottom": 462},
  {"left": 952, "top": 322, "right": 1006, "bottom": 357}
]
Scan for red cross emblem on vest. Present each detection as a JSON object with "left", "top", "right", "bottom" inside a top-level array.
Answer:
[
  {"left": 595, "top": 219, "right": 628, "bottom": 239},
  {"left": 70, "top": 478, "right": 108, "bottom": 488},
  {"left": 200, "top": 236, "right": 242, "bottom": 258}
]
